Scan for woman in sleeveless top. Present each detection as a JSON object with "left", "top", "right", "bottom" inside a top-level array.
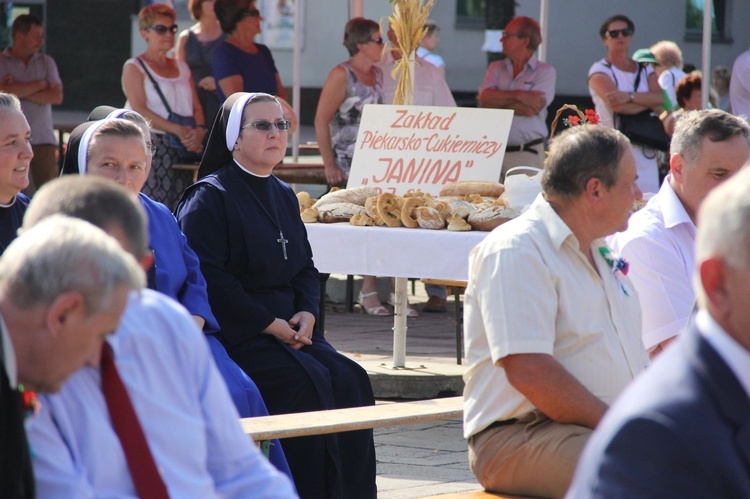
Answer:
[
  {"left": 588, "top": 14, "right": 664, "bottom": 194},
  {"left": 177, "top": 0, "right": 228, "bottom": 128},
  {"left": 122, "top": 4, "right": 206, "bottom": 209}
]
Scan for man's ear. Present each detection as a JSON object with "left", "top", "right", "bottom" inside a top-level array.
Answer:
[
  {"left": 584, "top": 176, "right": 603, "bottom": 202},
  {"left": 699, "top": 257, "right": 728, "bottom": 317},
  {"left": 45, "top": 292, "right": 85, "bottom": 337},
  {"left": 670, "top": 153, "right": 685, "bottom": 182}
]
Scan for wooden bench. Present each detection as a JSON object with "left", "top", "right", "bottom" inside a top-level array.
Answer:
[
  {"left": 172, "top": 161, "right": 327, "bottom": 185},
  {"left": 421, "top": 279, "right": 468, "bottom": 365},
  {"left": 241, "top": 396, "right": 463, "bottom": 443}
]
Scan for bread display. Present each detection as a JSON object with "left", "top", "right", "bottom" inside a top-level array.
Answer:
[{"left": 298, "top": 184, "right": 521, "bottom": 230}]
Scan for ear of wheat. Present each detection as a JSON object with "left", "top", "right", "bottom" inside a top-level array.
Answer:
[{"left": 387, "top": 0, "right": 435, "bottom": 105}]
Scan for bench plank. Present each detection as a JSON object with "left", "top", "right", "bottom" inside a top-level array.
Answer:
[{"left": 242, "top": 396, "right": 463, "bottom": 441}]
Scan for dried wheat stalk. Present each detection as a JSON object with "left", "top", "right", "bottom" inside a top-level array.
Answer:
[{"left": 387, "top": 0, "right": 435, "bottom": 105}]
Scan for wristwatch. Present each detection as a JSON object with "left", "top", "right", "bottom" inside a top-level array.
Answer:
[{"left": 628, "top": 92, "right": 635, "bottom": 103}]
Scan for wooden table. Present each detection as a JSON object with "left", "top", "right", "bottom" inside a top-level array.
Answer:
[{"left": 306, "top": 224, "right": 488, "bottom": 367}]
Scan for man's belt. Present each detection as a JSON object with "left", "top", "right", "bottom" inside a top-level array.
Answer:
[{"left": 505, "top": 138, "right": 545, "bottom": 154}]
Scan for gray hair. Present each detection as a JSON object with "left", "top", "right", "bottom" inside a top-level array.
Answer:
[
  {"left": 542, "top": 125, "right": 631, "bottom": 198},
  {"left": 24, "top": 176, "right": 150, "bottom": 259},
  {"left": 239, "top": 93, "right": 283, "bottom": 128},
  {"left": 671, "top": 109, "right": 750, "bottom": 165},
  {"left": 650, "top": 40, "right": 683, "bottom": 69},
  {"left": 88, "top": 119, "right": 148, "bottom": 158},
  {"left": 0, "top": 92, "right": 21, "bottom": 112},
  {"left": 1, "top": 215, "right": 144, "bottom": 315},
  {"left": 695, "top": 167, "right": 750, "bottom": 304}
]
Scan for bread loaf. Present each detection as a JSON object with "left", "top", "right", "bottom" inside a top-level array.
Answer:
[
  {"left": 439, "top": 181, "right": 505, "bottom": 199},
  {"left": 317, "top": 202, "right": 366, "bottom": 223},
  {"left": 467, "top": 206, "right": 520, "bottom": 231},
  {"left": 312, "top": 186, "right": 379, "bottom": 209}
]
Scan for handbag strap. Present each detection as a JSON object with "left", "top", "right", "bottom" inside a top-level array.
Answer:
[{"left": 136, "top": 58, "right": 174, "bottom": 115}]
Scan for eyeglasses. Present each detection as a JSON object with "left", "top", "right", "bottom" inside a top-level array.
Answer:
[
  {"left": 242, "top": 120, "right": 292, "bottom": 132},
  {"left": 147, "top": 24, "right": 178, "bottom": 35},
  {"left": 146, "top": 142, "right": 156, "bottom": 154},
  {"left": 606, "top": 28, "right": 633, "bottom": 38},
  {"left": 240, "top": 8, "right": 261, "bottom": 19},
  {"left": 369, "top": 37, "right": 384, "bottom": 45}
]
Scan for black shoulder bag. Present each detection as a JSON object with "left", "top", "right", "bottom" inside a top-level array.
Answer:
[{"left": 606, "top": 61, "right": 670, "bottom": 152}]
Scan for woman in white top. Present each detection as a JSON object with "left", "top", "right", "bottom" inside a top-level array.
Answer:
[
  {"left": 588, "top": 14, "right": 664, "bottom": 194},
  {"left": 122, "top": 4, "right": 207, "bottom": 208},
  {"left": 650, "top": 40, "right": 686, "bottom": 111}
]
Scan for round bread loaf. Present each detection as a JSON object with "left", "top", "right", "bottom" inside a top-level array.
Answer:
[{"left": 467, "top": 205, "right": 520, "bottom": 231}]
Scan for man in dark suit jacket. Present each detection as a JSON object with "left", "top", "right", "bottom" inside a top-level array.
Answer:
[
  {"left": 0, "top": 216, "right": 144, "bottom": 497},
  {"left": 566, "top": 166, "right": 750, "bottom": 498}
]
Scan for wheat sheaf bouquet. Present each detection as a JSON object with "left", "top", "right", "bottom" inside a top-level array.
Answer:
[{"left": 387, "top": 0, "right": 435, "bottom": 105}]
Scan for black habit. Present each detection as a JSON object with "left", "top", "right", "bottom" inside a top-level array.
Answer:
[{"left": 176, "top": 161, "right": 376, "bottom": 499}]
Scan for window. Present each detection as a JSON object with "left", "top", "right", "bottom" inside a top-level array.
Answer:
[
  {"left": 685, "top": 0, "right": 731, "bottom": 43},
  {"left": 456, "top": 0, "right": 514, "bottom": 30}
]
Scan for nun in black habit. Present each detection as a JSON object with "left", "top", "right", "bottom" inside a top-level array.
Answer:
[{"left": 175, "top": 93, "right": 376, "bottom": 499}]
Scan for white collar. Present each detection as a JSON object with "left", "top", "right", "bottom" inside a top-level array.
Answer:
[
  {"left": 233, "top": 158, "right": 271, "bottom": 178},
  {"left": 1, "top": 315, "right": 17, "bottom": 388}
]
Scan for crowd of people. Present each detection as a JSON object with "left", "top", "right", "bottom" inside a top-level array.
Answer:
[{"left": 3, "top": 3, "right": 750, "bottom": 499}]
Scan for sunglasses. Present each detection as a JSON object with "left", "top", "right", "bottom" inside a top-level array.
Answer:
[
  {"left": 147, "top": 24, "right": 178, "bottom": 35},
  {"left": 369, "top": 37, "right": 384, "bottom": 45},
  {"left": 242, "top": 120, "right": 292, "bottom": 132},
  {"left": 500, "top": 32, "right": 523, "bottom": 41},
  {"left": 606, "top": 28, "right": 633, "bottom": 38}
]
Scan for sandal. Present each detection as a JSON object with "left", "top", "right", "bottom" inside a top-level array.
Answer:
[
  {"left": 357, "top": 291, "right": 391, "bottom": 316},
  {"left": 388, "top": 293, "right": 419, "bottom": 317}
]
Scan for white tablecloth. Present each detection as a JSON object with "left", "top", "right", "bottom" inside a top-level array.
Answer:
[{"left": 307, "top": 223, "right": 489, "bottom": 281}]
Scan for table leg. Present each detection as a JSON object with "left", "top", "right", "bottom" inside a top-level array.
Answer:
[{"left": 392, "top": 277, "right": 408, "bottom": 368}]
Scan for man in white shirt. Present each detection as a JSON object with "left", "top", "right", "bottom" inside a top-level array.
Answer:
[
  {"left": 478, "top": 16, "right": 556, "bottom": 180},
  {"left": 610, "top": 110, "right": 750, "bottom": 357},
  {"left": 24, "top": 177, "right": 297, "bottom": 498},
  {"left": 567, "top": 164, "right": 750, "bottom": 499},
  {"left": 377, "top": 25, "right": 456, "bottom": 107},
  {"left": 463, "top": 125, "right": 649, "bottom": 498}
]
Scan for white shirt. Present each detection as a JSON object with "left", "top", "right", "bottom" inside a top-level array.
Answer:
[
  {"left": 463, "top": 195, "right": 649, "bottom": 439},
  {"left": 123, "top": 58, "right": 195, "bottom": 120},
  {"left": 609, "top": 177, "right": 696, "bottom": 352},
  {"left": 416, "top": 46, "right": 445, "bottom": 70},
  {"left": 658, "top": 67, "right": 686, "bottom": 111},
  {"left": 730, "top": 48, "right": 750, "bottom": 120},
  {"left": 479, "top": 55, "right": 556, "bottom": 145},
  {"left": 27, "top": 289, "right": 296, "bottom": 498},
  {"left": 697, "top": 309, "right": 750, "bottom": 400},
  {"left": 377, "top": 51, "right": 456, "bottom": 107}
]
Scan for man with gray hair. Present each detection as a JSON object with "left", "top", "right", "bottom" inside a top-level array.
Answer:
[
  {"left": 610, "top": 109, "right": 750, "bottom": 357},
  {"left": 23, "top": 176, "right": 296, "bottom": 498},
  {"left": 478, "top": 16, "right": 556, "bottom": 179},
  {"left": 567, "top": 166, "right": 750, "bottom": 498},
  {"left": 0, "top": 215, "right": 142, "bottom": 497},
  {"left": 463, "top": 125, "right": 648, "bottom": 497}
]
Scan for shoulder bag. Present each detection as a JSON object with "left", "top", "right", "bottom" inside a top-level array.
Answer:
[
  {"left": 137, "top": 58, "right": 200, "bottom": 160},
  {"left": 605, "top": 61, "right": 670, "bottom": 152}
]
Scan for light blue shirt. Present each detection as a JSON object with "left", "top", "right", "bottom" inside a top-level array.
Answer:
[{"left": 26, "top": 289, "right": 297, "bottom": 498}]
